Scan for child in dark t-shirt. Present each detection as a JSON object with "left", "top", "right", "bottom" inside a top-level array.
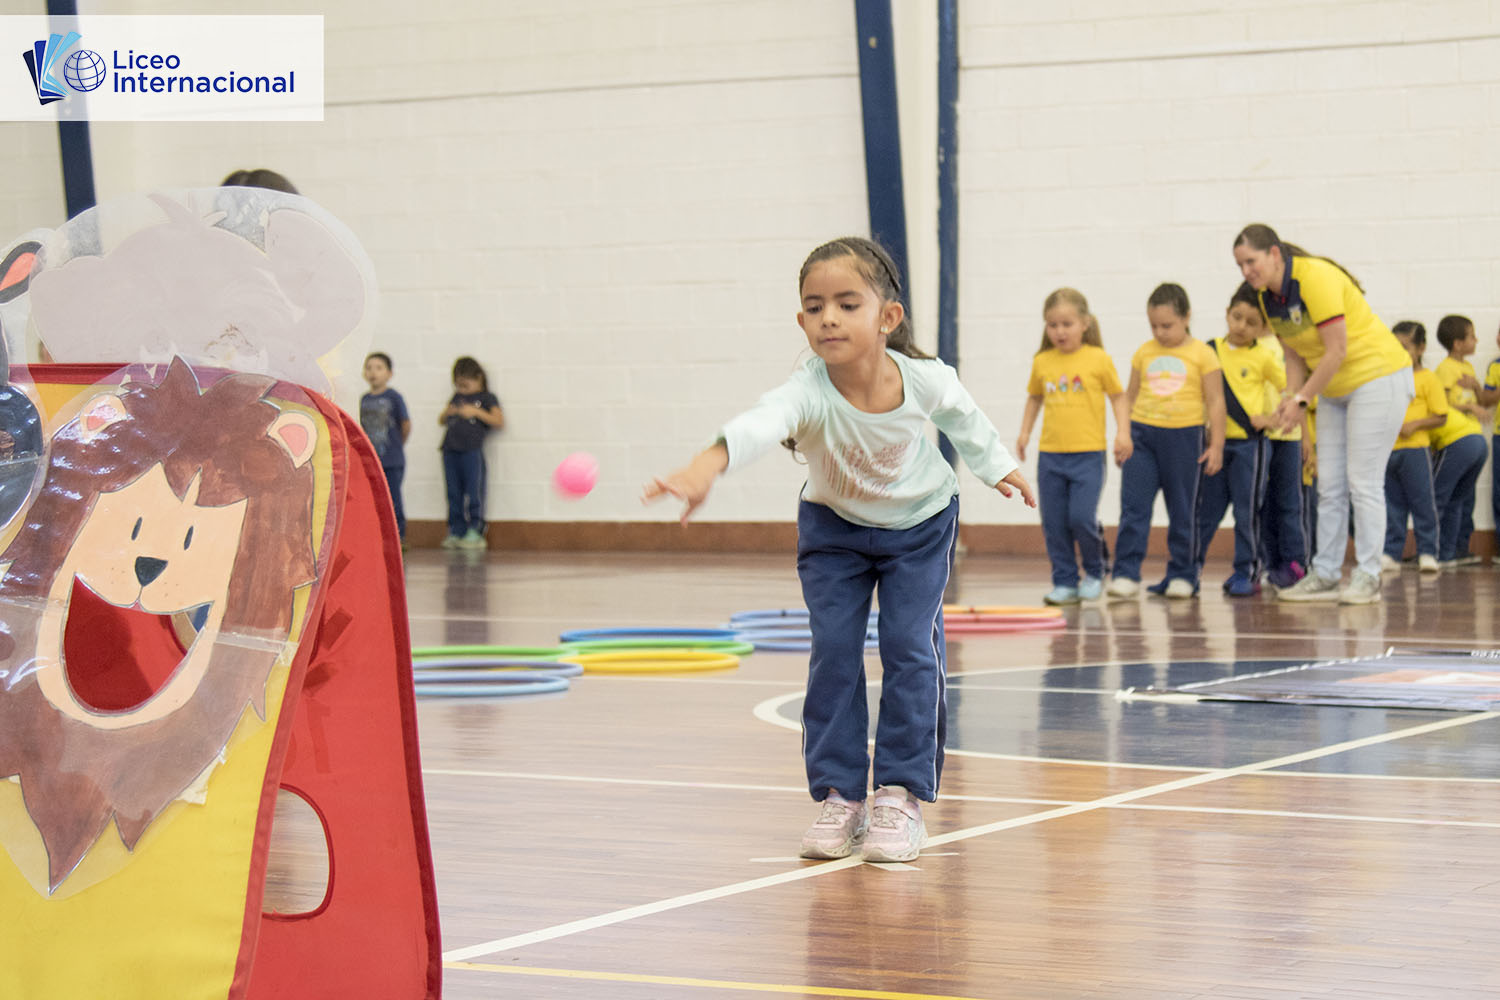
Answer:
[
  {"left": 359, "top": 352, "right": 412, "bottom": 542},
  {"left": 439, "top": 355, "right": 504, "bottom": 549}
]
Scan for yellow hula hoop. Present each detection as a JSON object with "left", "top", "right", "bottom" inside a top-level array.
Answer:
[
  {"left": 942, "top": 604, "right": 1063, "bottom": 619},
  {"left": 570, "top": 649, "right": 741, "bottom": 674}
]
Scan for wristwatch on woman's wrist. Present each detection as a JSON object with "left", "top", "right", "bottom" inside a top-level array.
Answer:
[{"left": 1292, "top": 394, "right": 1309, "bottom": 409}]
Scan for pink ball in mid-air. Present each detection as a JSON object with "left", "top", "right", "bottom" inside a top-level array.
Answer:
[{"left": 553, "top": 451, "right": 598, "bottom": 498}]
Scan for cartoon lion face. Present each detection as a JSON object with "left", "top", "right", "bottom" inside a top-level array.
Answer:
[{"left": 0, "top": 359, "right": 320, "bottom": 894}]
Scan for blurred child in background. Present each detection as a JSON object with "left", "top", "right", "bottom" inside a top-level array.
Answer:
[
  {"left": 1430, "top": 315, "right": 1488, "bottom": 566},
  {"left": 1382, "top": 322, "right": 1444, "bottom": 573},
  {"left": 1196, "top": 284, "right": 1282, "bottom": 596},
  {"left": 360, "top": 351, "right": 411, "bottom": 543},
  {"left": 1108, "top": 283, "right": 1226, "bottom": 599}
]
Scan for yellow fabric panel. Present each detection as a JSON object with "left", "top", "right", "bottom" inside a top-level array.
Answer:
[
  {"left": 1026, "top": 345, "right": 1123, "bottom": 453},
  {"left": 1394, "top": 368, "right": 1449, "bottom": 450},
  {"left": 1129, "top": 337, "right": 1219, "bottom": 429},
  {"left": 1263, "top": 256, "right": 1409, "bottom": 399},
  {"left": 0, "top": 665, "right": 291, "bottom": 999},
  {"left": 1431, "top": 356, "right": 1483, "bottom": 449}
]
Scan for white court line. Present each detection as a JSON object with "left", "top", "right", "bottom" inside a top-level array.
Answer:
[
  {"left": 751, "top": 690, "right": 1212, "bottom": 771},
  {"left": 440, "top": 709, "right": 1498, "bottom": 963},
  {"left": 1116, "top": 802, "right": 1500, "bottom": 829},
  {"left": 421, "top": 768, "right": 1082, "bottom": 808},
  {"left": 922, "top": 711, "right": 1499, "bottom": 849},
  {"left": 423, "top": 768, "right": 1500, "bottom": 829}
]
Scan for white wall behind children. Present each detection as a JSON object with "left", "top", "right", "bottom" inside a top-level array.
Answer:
[
  {"left": 957, "top": 1, "right": 1500, "bottom": 532},
  {"left": 2, "top": 1, "right": 1498, "bottom": 532}
]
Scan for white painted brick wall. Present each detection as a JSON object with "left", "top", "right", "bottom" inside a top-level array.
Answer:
[
  {"left": 3, "top": 0, "right": 1500, "bottom": 534},
  {"left": 959, "top": 0, "right": 1500, "bottom": 529}
]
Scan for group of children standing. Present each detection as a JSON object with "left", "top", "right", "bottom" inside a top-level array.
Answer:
[
  {"left": 1020, "top": 286, "right": 1497, "bottom": 605},
  {"left": 358, "top": 353, "right": 503, "bottom": 549},
  {"left": 1385, "top": 315, "right": 1499, "bottom": 572}
]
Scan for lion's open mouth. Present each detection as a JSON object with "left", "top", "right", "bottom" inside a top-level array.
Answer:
[{"left": 61, "top": 577, "right": 210, "bottom": 713}]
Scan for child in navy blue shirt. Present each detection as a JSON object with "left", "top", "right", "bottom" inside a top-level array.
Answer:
[
  {"left": 359, "top": 352, "right": 411, "bottom": 542},
  {"left": 439, "top": 356, "right": 504, "bottom": 549}
]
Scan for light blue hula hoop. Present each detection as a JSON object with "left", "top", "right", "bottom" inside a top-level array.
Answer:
[
  {"left": 557, "top": 627, "right": 740, "bottom": 643},
  {"left": 412, "top": 658, "right": 584, "bottom": 678},
  {"left": 413, "top": 676, "right": 570, "bottom": 698},
  {"left": 734, "top": 629, "right": 879, "bottom": 653},
  {"left": 412, "top": 667, "right": 574, "bottom": 684}
]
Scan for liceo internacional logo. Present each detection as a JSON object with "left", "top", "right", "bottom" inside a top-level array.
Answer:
[
  {"left": 21, "top": 30, "right": 102, "bottom": 104},
  {"left": 2, "top": 15, "right": 322, "bottom": 122}
]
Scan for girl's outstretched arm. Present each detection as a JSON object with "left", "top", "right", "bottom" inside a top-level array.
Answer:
[
  {"left": 643, "top": 442, "right": 730, "bottom": 524},
  {"left": 996, "top": 468, "right": 1037, "bottom": 508}
]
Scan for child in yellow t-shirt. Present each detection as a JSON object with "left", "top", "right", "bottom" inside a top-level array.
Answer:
[
  {"left": 1197, "top": 284, "right": 1284, "bottom": 596},
  {"left": 1383, "top": 321, "right": 1445, "bottom": 573},
  {"left": 1107, "top": 283, "right": 1226, "bottom": 599},
  {"left": 1017, "top": 288, "right": 1132, "bottom": 605},
  {"left": 1474, "top": 320, "right": 1500, "bottom": 560},
  {"left": 1431, "top": 314, "right": 1487, "bottom": 565}
]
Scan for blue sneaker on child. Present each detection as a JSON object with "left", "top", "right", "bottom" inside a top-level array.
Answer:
[
  {"left": 1078, "top": 576, "right": 1103, "bottom": 601},
  {"left": 1044, "top": 585, "right": 1080, "bottom": 606},
  {"left": 1222, "top": 571, "right": 1260, "bottom": 597}
]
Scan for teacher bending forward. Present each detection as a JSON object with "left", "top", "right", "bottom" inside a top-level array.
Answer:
[{"left": 1233, "top": 224, "right": 1413, "bottom": 605}]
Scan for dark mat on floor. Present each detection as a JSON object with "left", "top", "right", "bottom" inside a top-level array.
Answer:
[{"left": 1119, "top": 648, "right": 1500, "bottom": 711}]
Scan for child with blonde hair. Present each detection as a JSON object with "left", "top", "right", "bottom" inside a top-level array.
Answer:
[{"left": 1016, "top": 288, "right": 1131, "bottom": 604}]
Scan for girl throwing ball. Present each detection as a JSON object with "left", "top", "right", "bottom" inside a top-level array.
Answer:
[{"left": 644, "top": 237, "right": 1033, "bottom": 863}]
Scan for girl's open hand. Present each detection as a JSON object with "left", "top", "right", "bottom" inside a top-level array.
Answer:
[
  {"left": 642, "top": 470, "right": 715, "bottom": 524},
  {"left": 642, "top": 445, "right": 729, "bottom": 524},
  {"left": 996, "top": 469, "right": 1037, "bottom": 508}
]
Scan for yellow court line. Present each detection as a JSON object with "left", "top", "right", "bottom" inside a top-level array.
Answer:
[{"left": 445, "top": 962, "right": 995, "bottom": 1000}]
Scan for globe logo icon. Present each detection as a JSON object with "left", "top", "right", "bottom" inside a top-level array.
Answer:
[{"left": 62, "top": 49, "right": 106, "bottom": 92}]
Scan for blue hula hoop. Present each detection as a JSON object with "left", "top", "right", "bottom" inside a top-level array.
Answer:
[{"left": 412, "top": 657, "right": 583, "bottom": 677}]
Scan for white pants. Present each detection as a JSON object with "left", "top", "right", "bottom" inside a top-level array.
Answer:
[{"left": 1311, "top": 367, "right": 1415, "bottom": 581}]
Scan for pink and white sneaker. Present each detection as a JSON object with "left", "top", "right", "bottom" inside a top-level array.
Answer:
[
  {"left": 861, "top": 785, "right": 926, "bottom": 863},
  {"left": 799, "top": 790, "right": 868, "bottom": 859}
]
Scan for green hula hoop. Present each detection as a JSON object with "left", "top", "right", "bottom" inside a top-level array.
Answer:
[{"left": 412, "top": 644, "right": 569, "bottom": 660}]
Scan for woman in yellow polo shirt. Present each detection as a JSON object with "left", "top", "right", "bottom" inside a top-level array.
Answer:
[{"left": 1233, "top": 223, "right": 1413, "bottom": 605}]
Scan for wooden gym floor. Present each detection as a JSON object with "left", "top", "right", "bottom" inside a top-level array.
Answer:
[{"left": 350, "top": 549, "right": 1500, "bottom": 998}]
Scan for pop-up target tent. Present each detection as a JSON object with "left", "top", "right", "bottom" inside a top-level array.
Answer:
[{"left": 0, "top": 191, "right": 440, "bottom": 999}]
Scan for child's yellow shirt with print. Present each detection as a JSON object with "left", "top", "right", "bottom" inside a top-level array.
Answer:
[
  {"left": 1026, "top": 345, "right": 1123, "bottom": 452},
  {"left": 1129, "top": 338, "right": 1219, "bottom": 428}
]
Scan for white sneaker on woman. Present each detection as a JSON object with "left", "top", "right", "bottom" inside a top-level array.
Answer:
[{"left": 1339, "top": 570, "right": 1381, "bottom": 605}]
